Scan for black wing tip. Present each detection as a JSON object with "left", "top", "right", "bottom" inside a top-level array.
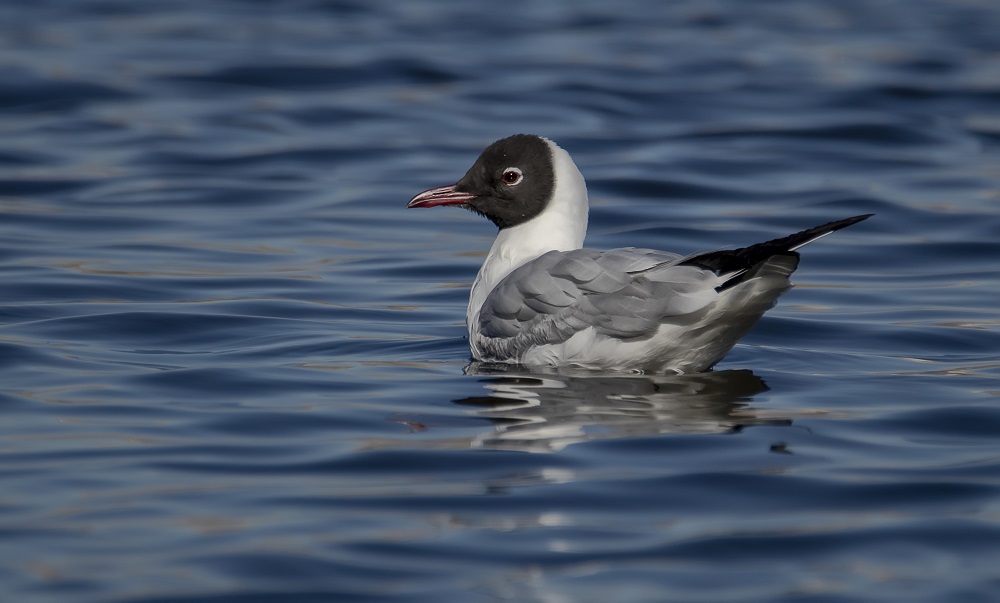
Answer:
[
  {"left": 680, "top": 213, "right": 874, "bottom": 290},
  {"left": 769, "top": 212, "right": 874, "bottom": 252},
  {"left": 822, "top": 213, "right": 874, "bottom": 232}
]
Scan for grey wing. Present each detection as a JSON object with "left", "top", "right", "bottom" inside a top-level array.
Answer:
[{"left": 478, "top": 248, "right": 723, "bottom": 349}]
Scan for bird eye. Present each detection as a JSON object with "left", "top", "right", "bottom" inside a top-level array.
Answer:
[{"left": 501, "top": 167, "right": 523, "bottom": 186}]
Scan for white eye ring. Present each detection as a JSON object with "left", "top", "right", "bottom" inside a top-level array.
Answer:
[{"left": 501, "top": 167, "right": 524, "bottom": 186}]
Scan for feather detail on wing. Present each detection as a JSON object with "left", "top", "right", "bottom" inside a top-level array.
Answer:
[{"left": 478, "top": 248, "right": 721, "bottom": 353}]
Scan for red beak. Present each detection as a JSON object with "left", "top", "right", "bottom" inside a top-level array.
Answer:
[{"left": 406, "top": 185, "right": 475, "bottom": 209}]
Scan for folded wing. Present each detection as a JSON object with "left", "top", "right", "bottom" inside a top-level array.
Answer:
[{"left": 479, "top": 248, "right": 721, "bottom": 350}]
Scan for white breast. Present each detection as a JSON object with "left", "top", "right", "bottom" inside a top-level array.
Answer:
[{"left": 466, "top": 138, "right": 589, "bottom": 350}]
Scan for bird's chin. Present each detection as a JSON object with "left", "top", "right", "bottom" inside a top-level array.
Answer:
[{"left": 406, "top": 185, "right": 475, "bottom": 209}]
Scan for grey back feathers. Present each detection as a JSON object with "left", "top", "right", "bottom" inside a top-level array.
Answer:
[{"left": 479, "top": 248, "right": 716, "bottom": 348}]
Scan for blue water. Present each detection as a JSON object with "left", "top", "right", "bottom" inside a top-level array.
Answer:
[{"left": 2, "top": 1, "right": 999, "bottom": 601}]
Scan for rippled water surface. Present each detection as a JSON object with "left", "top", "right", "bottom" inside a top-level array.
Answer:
[{"left": 2, "top": 1, "right": 1000, "bottom": 601}]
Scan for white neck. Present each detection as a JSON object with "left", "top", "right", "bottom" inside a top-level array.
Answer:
[{"left": 467, "top": 139, "right": 589, "bottom": 334}]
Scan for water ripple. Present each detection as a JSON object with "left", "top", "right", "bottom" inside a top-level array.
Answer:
[{"left": 2, "top": 1, "right": 1000, "bottom": 601}]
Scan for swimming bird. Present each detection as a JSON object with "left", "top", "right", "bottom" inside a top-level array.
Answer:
[{"left": 407, "top": 134, "right": 871, "bottom": 374}]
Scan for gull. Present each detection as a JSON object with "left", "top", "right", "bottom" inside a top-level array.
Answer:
[{"left": 407, "top": 134, "right": 871, "bottom": 373}]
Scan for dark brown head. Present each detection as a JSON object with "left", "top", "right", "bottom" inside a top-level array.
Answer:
[{"left": 407, "top": 134, "right": 556, "bottom": 229}]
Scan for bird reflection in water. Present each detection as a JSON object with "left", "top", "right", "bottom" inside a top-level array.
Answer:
[{"left": 457, "top": 364, "right": 790, "bottom": 452}]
